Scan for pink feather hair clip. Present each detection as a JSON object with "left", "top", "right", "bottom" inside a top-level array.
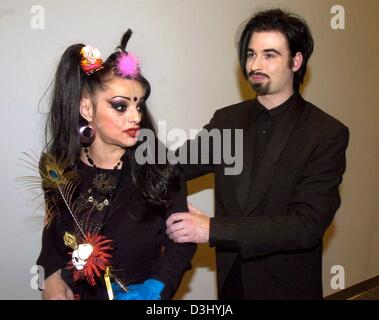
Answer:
[{"left": 116, "top": 52, "right": 140, "bottom": 78}]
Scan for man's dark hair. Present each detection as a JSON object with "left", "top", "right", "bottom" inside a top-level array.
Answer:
[{"left": 238, "top": 9, "right": 314, "bottom": 91}]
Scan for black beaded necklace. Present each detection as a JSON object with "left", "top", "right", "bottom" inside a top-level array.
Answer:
[{"left": 84, "top": 147, "right": 122, "bottom": 170}]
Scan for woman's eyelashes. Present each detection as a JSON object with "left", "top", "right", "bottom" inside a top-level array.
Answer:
[
  {"left": 109, "top": 100, "right": 145, "bottom": 112},
  {"left": 136, "top": 101, "right": 145, "bottom": 112},
  {"left": 110, "top": 101, "right": 127, "bottom": 112}
]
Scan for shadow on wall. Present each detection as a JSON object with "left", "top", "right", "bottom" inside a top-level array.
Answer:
[
  {"left": 323, "top": 221, "right": 336, "bottom": 253},
  {"left": 236, "top": 67, "right": 256, "bottom": 101},
  {"left": 301, "top": 66, "right": 312, "bottom": 94},
  {"left": 187, "top": 173, "right": 215, "bottom": 195},
  {"left": 174, "top": 243, "right": 217, "bottom": 299}
]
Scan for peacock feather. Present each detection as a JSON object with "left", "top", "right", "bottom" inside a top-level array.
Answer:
[
  {"left": 18, "top": 151, "right": 116, "bottom": 290},
  {"left": 17, "top": 151, "right": 85, "bottom": 238}
]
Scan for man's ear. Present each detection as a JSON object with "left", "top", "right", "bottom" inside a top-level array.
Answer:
[
  {"left": 79, "top": 97, "right": 94, "bottom": 122},
  {"left": 292, "top": 52, "right": 303, "bottom": 72}
]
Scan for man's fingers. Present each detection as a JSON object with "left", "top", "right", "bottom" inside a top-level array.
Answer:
[
  {"left": 166, "top": 221, "right": 185, "bottom": 235},
  {"left": 166, "top": 212, "right": 188, "bottom": 227},
  {"left": 173, "top": 235, "right": 191, "bottom": 243},
  {"left": 169, "top": 228, "right": 189, "bottom": 240}
]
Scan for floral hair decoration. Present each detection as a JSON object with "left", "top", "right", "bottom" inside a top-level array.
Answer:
[{"left": 80, "top": 45, "right": 104, "bottom": 75}]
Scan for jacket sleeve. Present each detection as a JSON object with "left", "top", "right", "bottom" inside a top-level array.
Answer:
[
  {"left": 179, "top": 111, "right": 219, "bottom": 180},
  {"left": 36, "top": 214, "right": 70, "bottom": 281},
  {"left": 210, "top": 125, "right": 349, "bottom": 259},
  {"left": 149, "top": 169, "right": 197, "bottom": 299}
]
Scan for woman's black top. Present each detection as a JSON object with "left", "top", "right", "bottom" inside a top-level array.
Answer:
[{"left": 37, "top": 159, "right": 196, "bottom": 300}]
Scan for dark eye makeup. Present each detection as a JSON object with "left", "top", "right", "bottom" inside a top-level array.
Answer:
[
  {"left": 136, "top": 101, "right": 146, "bottom": 112},
  {"left": 110, "top": 101, "right": 127, "bottom": 112},
  {"left": 108, "top": 98, "right": 145, "bottom": 113}
]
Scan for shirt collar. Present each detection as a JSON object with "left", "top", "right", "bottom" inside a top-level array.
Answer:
[{"left": 254, "top": 92, "right": 297, "bottom": 119}]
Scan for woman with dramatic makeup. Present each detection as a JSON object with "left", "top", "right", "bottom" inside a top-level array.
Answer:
[{"left": 36, "top": 30, "right": 196, "bottom": 300}]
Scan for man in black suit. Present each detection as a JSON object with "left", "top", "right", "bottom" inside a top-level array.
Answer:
[{"left": 166, "top": 9, "right": 349, "bottom": 299}]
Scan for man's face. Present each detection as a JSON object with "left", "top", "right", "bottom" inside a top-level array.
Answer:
[{"left": 245, "top": 31, "right": 299, "bottom": 98}]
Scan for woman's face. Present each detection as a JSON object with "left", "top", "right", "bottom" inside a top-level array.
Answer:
[{"left": 82, "top": 77, "right": 145, "bottom": 149}]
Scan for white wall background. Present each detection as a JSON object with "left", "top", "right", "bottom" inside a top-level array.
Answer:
[{"left": 0, "top": 0, "right": 378, "bottom": 299}]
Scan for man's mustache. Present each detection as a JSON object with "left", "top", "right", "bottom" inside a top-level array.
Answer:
[{"left": 248, "top": 71, "right": 270, "bottom": 78}]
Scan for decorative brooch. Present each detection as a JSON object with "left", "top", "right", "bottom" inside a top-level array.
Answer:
[
  {"left": 18, "top": 152, "right": 114, "bottom": 294},
  {"left": 65, "top": 232, "right": 112, "bottom": 287}
]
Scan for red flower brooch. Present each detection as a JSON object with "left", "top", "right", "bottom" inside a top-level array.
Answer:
[{"left": 65, "top": 232, "right": 112, "bottom": 286}]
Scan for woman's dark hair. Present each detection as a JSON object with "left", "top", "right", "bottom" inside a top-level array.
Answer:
[
  {"left": 45, "top": 29, "right": 179, "bottom": 211},
  {"left": 238, "top": 9, "right": 314, "bottom": 91}
]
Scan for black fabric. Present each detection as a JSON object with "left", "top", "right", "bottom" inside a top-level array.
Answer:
[
  {"left": 250, "top": 93, "right": 295, "bottom": 184},
  {"left": 219, "top": 255, "right": 244, "bottom": 300},
  {"left": 36, "top": 159, "right": 196, "bottom": 300},
  {"left": 182, "top": 92, "right": 349, "bottom": 299}
]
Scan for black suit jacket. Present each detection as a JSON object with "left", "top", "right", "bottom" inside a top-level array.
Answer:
[{"left": 182, "top": 93, "right": 349, "bottom": 299}]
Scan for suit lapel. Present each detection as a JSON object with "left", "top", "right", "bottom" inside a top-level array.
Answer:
[{"left": 242, "top": 94, "right": 306, "bottom": 216}]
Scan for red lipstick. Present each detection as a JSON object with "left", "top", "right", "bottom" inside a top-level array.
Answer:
[{"left": 124, "top": 127, "right": 140, "bottom": 138}]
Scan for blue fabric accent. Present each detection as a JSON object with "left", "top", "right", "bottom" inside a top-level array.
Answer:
[{"left": 112, "top": 279, "right": 164, "bottom": 300}]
